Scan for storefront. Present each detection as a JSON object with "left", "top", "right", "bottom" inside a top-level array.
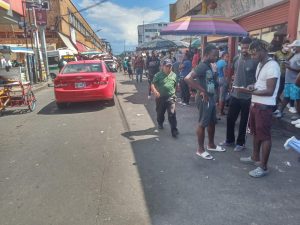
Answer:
[{"left": 0, "top": 45, "right": 35, "bottom": 82}]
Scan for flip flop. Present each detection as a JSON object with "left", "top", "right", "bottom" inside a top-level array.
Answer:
[
  {"left": 207, "top": 145, "right": 226, "bottom": 152},
  {"left": 196, "top": 151, "right": 214, "bottom": 160}
]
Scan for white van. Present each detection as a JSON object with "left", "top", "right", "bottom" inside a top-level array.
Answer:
[{"left": 47, "top": 48, "right": 76, "bottom": 84}]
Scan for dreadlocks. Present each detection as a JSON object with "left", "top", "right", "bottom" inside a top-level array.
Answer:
[{"left": 249, "top": 39, "right": 270, "bottom": 54}]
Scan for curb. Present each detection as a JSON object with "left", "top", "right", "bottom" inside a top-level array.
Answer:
[{"left": 32, "top": 82, "right": 49, "bottom": 93}]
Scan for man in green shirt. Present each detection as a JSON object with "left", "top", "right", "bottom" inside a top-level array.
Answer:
[{"left": 151, "top": 59, "right": 179, "bottom": 138}]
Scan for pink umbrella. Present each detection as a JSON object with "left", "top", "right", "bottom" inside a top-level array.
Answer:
[{"left": 160, "top": 15, "right": 248, "bottom": 37}]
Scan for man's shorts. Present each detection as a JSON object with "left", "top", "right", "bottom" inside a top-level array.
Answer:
[
  {"left": 197, "top": 95, "right": 217, "bottom": 127},
  {"left": 248, "top": 103, "right": 273, "bottom": 141},
  {"left": 284, "top": 83, "right": 300, "bottom": 100}
]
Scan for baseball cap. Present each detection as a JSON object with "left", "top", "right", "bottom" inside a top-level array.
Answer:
[
  {"left": 163, "top": 59, "right": 173, "bottom": 66},
  {"left": 288, "top": 40, "right": 300, "bottom": 47}
]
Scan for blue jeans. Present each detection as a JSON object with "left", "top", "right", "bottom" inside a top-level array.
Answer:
[{"left": 136, "top": 68, "right": 143, "bottom": 82}]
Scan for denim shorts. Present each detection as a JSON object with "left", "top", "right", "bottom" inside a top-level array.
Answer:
[{"left": 284, "top": 83, "right": 300, "bottom": 100}]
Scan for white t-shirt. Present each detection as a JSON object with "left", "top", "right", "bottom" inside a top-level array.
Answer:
[{"left": 252, "top": 59, "right": 280, "bottom": 106}]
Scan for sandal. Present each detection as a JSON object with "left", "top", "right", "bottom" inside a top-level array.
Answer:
[
  {"left": 196, "top": 151, "right": 214, "bottom": 160},
  {"left": 207, "top": 145, "right": 226, "bottom": 152}
]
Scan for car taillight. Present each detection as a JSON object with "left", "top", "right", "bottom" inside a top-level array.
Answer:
[
  {"left": 94, "top": 77, "right": 109, "bottom": 85},
  {"left": 54, "top": 79, "right": 68, "bottom": 88}
]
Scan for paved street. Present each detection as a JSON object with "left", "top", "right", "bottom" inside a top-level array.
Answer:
[{"left": 1, "top": 73, "right": 300, "bottom": 225}]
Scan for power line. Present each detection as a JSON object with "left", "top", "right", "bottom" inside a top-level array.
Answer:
[{"left": 60, "top": 0, "right": 109, "bottom": 17}]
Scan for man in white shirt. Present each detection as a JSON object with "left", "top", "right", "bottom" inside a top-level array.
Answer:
[{"left": 235, "top": 39, "right": 280, "bottom": 178}]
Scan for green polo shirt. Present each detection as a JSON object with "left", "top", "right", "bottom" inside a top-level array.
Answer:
[{"left": 152, "top": 71, "right": 177, "bottom": 97}]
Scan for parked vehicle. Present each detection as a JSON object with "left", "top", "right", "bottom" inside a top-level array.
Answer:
[
  {"left": 47, "top": 48, "right": 76, "bottom": 86},
  {"left": 54, "top": 60, "right": 116, "bottom": 109}
]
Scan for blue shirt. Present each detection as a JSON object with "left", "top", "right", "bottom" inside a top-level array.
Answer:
[
  {"left": 180, "top": 60, "right": 192, "bottom": 78},
  {"left": 216, "top": 59, "right": 227, "bottom": 78}
]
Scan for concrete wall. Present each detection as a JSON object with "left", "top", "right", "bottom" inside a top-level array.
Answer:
[{"left": 170, "top": 0, "right": 286, "bottom": 20}]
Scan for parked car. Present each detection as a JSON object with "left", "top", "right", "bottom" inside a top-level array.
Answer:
[{"left": 54, "top": 60, "right": 116, "bottom": 109}]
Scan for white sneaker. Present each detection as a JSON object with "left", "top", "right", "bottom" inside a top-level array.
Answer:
[
  {"left": 284, "top": 136, "right": 296, "bottom": 150},
  {"left": 289, "top": 107, "right": 297, "bottom": 114},
  {"left": 274, "top": 111, "right": 283, "bottom": 118},
  {"left": 148, "top": 95, "right": 151, "bottom": 100},
  {"left": 296, "top": 123, "right": 300, "bottom": 128},
  {"left": 273, "top": 109, "right": 280, "bottom": 115},
  {"left": 287, "top": 103, "right": 291, "bottom": 109},
  {"left": 291, "top": 119, "right": 300, "bottom": 125}
]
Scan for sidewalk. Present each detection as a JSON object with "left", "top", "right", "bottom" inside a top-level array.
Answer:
[
  {"left": 32, "top": 82, "right": 49, "bottom": 93},
  {"left": 115, "top": 72, "right": 300, "bottom": 225}
]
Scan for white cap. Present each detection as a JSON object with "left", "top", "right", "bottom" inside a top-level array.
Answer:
[{"left": 288, "top": 40, "right": 300, "bottom": 47}]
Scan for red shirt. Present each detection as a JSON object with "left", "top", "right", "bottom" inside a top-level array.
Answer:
[{"left": 192, "top": 53, "right": 200, "bottom": 68}]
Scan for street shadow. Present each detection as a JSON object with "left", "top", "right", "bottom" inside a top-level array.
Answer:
[
  {"left": 38, "top": 100, "right": 114, "bottom": 115},
  {"left": 122, "top": 127, "right": 158, "bottom": 141},
  {"left": 117, "top": 75, "right": 300, "bottom": 225},
  {"left": 1, "top": 108, "right": 32, "bottom": 117}
]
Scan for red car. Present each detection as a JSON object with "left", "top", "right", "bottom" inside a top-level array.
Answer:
[{"left": 54, "top": 60, "right": 116, "bottom": 109}]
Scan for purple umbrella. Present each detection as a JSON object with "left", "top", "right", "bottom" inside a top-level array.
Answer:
[{"left": 160, "top": 15, "right": 248, "bottom": 37}]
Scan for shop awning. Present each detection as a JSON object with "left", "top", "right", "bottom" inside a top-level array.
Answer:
[
  {"left": 10, "top": 46, "right": 34, "bottom": 54},
  {"left": 0, "top": 45, "right": 34, "bottom": 54},
  {"left": 58, "top": 32, "right": 78, "bottom": 54},
  {"left": 0, "top": 0, "right": 10, "bottom": 11},
  {"left": 76, "top": 42, "right": 87, "bottom": 52},
  {"left": 208, "top": 36, "right": 228, "bottom": 43}
]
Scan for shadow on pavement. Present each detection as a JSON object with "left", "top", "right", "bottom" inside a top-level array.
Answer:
[
  {"left": 38, "top": 100, "right": 114, "bottom": 115},
  {"left": 118, "top": 75, "right": 300, "bottom": 225}
]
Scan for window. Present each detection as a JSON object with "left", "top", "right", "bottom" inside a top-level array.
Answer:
[
  {"left": 48, "top": 56, "right": 59, "bottom": 66},
  {"left": 62, "top": 63, "right": 103, "bottom": 74}
]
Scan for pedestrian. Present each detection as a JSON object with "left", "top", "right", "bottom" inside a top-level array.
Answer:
[
  {"left": 237, "top": 39, "right": 280, "bottom": 178},
  {"left": 179, "top": 53, "right": 192, "bottom": 105},
  {"left": 151, "top": 59, "right": 179, "bottom": 138},
  {"left": 185, "top": 45, "right": 226, "bottom": 160},
  {"left": 273, "top": 40, "right": 292, "bottom": 108},
  {"left": 275, "top": 40, "right": 300, "bottom": 119},
  {"left": 192, "top": 48, "right": 201, "bottom": 68},
  {"left": 58, "top": 57, "right": 67, "bottom": 72},
  {"left": 123, "top": 58, "right": 128, "bottom": 75},
  {"left": 127, "top": 57, "right": 133, "bottom": 80},
  {"left": 147, "top": 51, "right": 160, "bottom": 99},
  {"left": 220, "top": 37, "right": 258, "bottom": 152},
  {"left": 134, "top": 55, "right": 144, "bottom": 83},
  {"left": 216, "top": 52, "right": 229, "bottom": 116}
]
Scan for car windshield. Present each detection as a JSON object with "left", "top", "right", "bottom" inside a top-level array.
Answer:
[{"left": 62, "top": 63, "right": 103, "bottom": 74}]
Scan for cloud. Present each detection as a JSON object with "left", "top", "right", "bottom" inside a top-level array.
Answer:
[{"left": 79, "top": 0, "right": 164, "bottom": 52}]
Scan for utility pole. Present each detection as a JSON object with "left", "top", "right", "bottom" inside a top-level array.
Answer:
[{"left": 38, "top": 0, "right": 49, "bottom": 81}]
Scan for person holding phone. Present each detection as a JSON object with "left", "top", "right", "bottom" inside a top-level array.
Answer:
[
  {"left": 219, "top": 37, "right": 258, "bottom": 152},
  {"left": 237, "top": 39, "right": 280, "bottom": 178}
]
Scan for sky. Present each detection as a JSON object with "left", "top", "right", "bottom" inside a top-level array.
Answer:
[{"left": 72, "top": 0, "right": 174, "bottom": 54}]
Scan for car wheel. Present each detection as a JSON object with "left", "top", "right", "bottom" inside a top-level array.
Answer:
[{"left": 56, "top": 102, "right": 67, "bottom": 109}]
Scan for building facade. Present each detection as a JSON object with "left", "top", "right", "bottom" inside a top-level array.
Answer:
[
  {"left": 0, "top": 0, "right": 105, "bottom": 53},
  {"left": 169, "top": 0, "right": 299, "bottom": 43},
  {"left": 138, "top": 22, "right": 168, "bottom": 44}
]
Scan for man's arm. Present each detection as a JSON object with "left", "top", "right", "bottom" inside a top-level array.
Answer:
[
  {"left": 237, "top": 78, "right": 278, "bottom": 96},
  {"left": 285, "top": 64, "right": 300, "bottom": 73},
  {"left": 151, "top": 83, "right": 160, "bottom": 98},
  {"left": 252, "top": 78, "right": 278, "bottom": 96},
  {"left": 184, "top": 71, "right": 206, "bottom": 93}
]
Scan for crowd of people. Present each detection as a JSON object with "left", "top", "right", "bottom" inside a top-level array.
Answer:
[{"left": 120, "top": 37, "right": 300, "bottom": 178}]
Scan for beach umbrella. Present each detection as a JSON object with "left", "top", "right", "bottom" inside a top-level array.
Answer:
[{"left": 137, "top": 39, "right": 178, "bottom": 50}]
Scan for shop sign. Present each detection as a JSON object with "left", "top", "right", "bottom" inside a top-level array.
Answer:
[{"left": 35, "top": 8, "right": 47, "bottom": 26}]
